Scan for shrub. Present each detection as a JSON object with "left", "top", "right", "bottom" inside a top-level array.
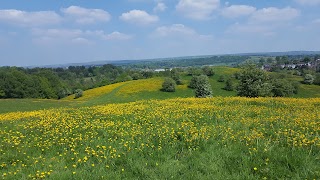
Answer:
[
  {"left": 224, "top": 78, "right": 234, "bottom": 91},
  {"left": 74, "top": 89, "right": 83, "bottom": 99},
  {"left": 131, "top": 73, "right": 142, "bottom": 80},
  {"left": 271, "top": 79, "right": 295, "bottom": 97},
  {"left": 236, "top": 64, "right": 272, "bottom": 97},
  {"left": 194, "top": 75, "right": 213, "bottom": 98},
  {"left": 189, "top": 76, "right": 199, "bottom": 89},
  {"left": 202, "top": 66, "right": 215, "bottom": 76},
  {"left": 171, "top": 69, "right": 184, "bottom": 85},
  {"left": 217, "top": 75, "right": 225, "bottom": 82},
  {"left": 303, "top": 74, "right": 314, "bottom": 85},
  {"left": 162, "top": 78, "right": 176, "bottom": 92}
]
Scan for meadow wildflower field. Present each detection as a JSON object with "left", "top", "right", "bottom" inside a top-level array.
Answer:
[{"left": 0, "top": 97, "right": 319, "bottom": 179}]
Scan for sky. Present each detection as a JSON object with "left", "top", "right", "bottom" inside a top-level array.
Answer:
[{"left": 0, "top": 0, "right": 320, "bottom": 66}]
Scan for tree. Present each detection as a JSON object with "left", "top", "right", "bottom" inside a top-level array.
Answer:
[
  {"left": 131, "top": 73, "right": 142, "bottom": 80},
  {"left": 303, "top": 57, "right": 311, "bottom": 63},
  {"left": 74, "top": 89, "right": 83, "bottom": 99},
  {"left": 189, "top": 76, "right": 200, "bottom": 89},
  {"left": 303, "top": 74, "right": 314, "bottom": 85},
  {"left": 237, "top": 64, "right": 272, "bottom": 97},
  {"left": 162, "top": 78, "right": 176, "bottom": 92},
  {"left": 224, "top": 78, "right": 234, "bottom": 91},
  {"left": 271, "top": 79, "right": 295, "bottom": 97},
  {"left": 217, "top": 75, "right": 225, "bottom": 82},
  {"left": 171, "top": 69, "right": 183, "bottom": 85},
  {"left": 202, "top": 66, "right": 215, "bottom": 76},
  {"left": 314, "top": 73, "right": 320, "bottom": 85},
  {"left": 194, "top": 75, "right": 213, "bottom": 98}
]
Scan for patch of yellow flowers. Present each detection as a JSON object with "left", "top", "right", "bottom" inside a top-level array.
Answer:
[{"left": 0, "top": 97, "right": 319, "bottom": 178}]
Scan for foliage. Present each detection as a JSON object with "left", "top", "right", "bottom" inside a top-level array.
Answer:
[
  {"left": 303, "top": 74, "right": 314, "bottom": 85},
  {"left": 74, "top": 89, "right": 83, "bottom": 99},
  {"left": 236, "top": 64, "right": 272, "bottom": 97},
  {"left": 131, "top": 73, "right": 142, "bottom": 80},
  {"left": 224, "top": 78, "right": 234, "bottom": 91},
  {"left": 125, "top": 55, "right": 248, "bottom": 69},
  {"left": 217, "top": 75, "right": 225, "bottom": 82},
  {"left": 162, "top": 78, "right": 176, "bottom": 92},
  {"left": 0, "top": 65, "right": 147, "bottom": 99},
  {"left": 171, "top": 69, "right": 183, "bottom": 85},
  {"left": 202, "top": 66, "right": 215, "bottom": 76},
  {"left": 194, "top": 75, "right": 213, "bottom": 98},
  {"left": 314, "top": 73, "right": 320, "bottom": 85},
  {"left": 271, "top": 79, "right": 295, "bottom": 97}
]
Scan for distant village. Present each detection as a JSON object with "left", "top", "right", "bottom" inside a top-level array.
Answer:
[{"left": 261, "top": 57, "right": 320, "bottom": 71}]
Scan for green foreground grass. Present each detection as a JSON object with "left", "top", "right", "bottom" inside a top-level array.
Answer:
[{"left": 0, "top": 98, "right": 319, "bottom": 179}]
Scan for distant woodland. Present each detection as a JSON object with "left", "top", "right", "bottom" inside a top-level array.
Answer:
[{"left": 1, "top": 54, "right": 320, "bottom": 99}]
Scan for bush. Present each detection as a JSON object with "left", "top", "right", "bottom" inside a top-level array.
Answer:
[
  {"left": 271, "top": 79, "right": 295, "bottom": 97},
  {"left": 303, "top": 74, "right": 314, "bottom": 85},
  {"left": 224, "top": 79, "right": 234, "bottom": 91},
  {"left": 236, "top": 64, "right": 272, "bottom": 97},
  {"left": 194, "top": 75, "right": 213, "bottom": 98},
  {"left": 202, "top": 66, "right": 215, "bottom": 76},
  {"left": 74, "top": 89, "right": 83, "bottom": 99},
  {"left": 131, "top": 73, "right": 142, "bottom": 80},
  {"left": 171, "top": 69, "right": 183, "bottom": 85},
  {"left": 217, "top": 75, "right": 225, "bottom": 82},
  {"left": 162, "top": 78, "right": 176, "bottom": 92},
  {"left": 314, "top": 73, "right": 320, "bottom": 85}
]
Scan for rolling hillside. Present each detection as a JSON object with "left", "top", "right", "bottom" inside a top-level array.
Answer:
[{"left": 1, "top": 66, "right": 320, "bottom": 179}]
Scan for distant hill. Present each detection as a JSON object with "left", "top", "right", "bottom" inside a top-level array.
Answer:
[{"left": 26, "top": 51, "right": 320, "bottom": 69}]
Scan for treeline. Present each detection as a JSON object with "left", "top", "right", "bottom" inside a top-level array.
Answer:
[
  {"left": 0, "top": 65, "right": 155, "bottom": 99},
  {"left": 124, "top": 56, "right": 249, "bottom": 69}
]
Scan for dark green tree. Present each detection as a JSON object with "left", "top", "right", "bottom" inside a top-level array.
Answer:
[
  {"left": 224, "top": 78, "right": 234, "bottom": 91},
  {"left": 271, "top": 79, "right": 295, "bottom": 97},
  {"left": 202, "top": 66, "right": 215, "bottom": 76},
  {"left": 217, "top": 75, "right": 225, "bottom": 82},
  {"left": 74, "top": 89, "right": 83, "bottom": 99},
  {"left": 162, "top": 78, "right": 176, "bottom": 92}
]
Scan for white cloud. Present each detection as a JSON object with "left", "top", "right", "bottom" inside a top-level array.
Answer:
[
  {"left": 176, "top": 0, "right": 220, "bottom": 20},
  {"left": 295, "top": 0, "right": 320, "bottom": 5},
  {"left": 103, "top": 31, "right": 133, "bottom": 40},
  {"left": 61, "top": 6, "right": 111, "bottom": 24},
  {"left": 32, "top": 28, "right": 132, "bottom": 44},
  {"left": 0, "top": 9, "right": 61, "bottom": 27},
  {"left": 120, "top": 10, "right": 159, "bottom": 25},
  {"left": 221, "top": 5, "right": 256, "bottom": 18},
  {"left": 250, "top": 7, "right": 300, "bottom": 23},
  {"left": 154, "top": 2, "right": 167, "bottom": 12},
  {"left": 153, "top": 24, "right": 213, "bottom": 39}
]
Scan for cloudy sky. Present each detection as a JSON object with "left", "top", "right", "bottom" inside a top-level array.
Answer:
[{"left": 0, "top": 0, "right": 320, "bottom": 66}]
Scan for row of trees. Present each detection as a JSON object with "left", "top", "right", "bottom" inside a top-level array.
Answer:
[
  {"left": 0, "top": 65, "right": 155, "bottom": 99},
  {"left": 236, "top": 64, "right": 298, "bottom": 97},
  {"left": 162, "top": 64, "right": 300, "bottom": 98}
]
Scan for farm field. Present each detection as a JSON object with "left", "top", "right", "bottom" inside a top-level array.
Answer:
[{"left": 0, "top": 97, "right": 319, "bottom": 179}]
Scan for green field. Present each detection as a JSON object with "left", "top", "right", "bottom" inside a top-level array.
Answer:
[{"left": 0, "top": 66, "right": 320, "bottom": 179}]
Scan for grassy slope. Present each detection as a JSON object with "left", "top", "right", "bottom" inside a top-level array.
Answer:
[
  {"left": 1, "top": 66, "right": 320, "bottom": 179},
  {"left": 0, "top": 99, "right": 73, "bottom": 113},
  {"left": 1, "top": 66, "right": 320, "bottom": 113},
  {"left": 0, "top": 98, "right": 319, "bottom": 179}
]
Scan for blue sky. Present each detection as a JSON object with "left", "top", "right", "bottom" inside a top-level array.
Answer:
[{"left": 0, "top": 0, "right": 320, "bottom": 66}]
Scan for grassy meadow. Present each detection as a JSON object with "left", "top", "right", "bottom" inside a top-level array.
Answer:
[{"left": 1, "top": 66, "right": 320, "bottom": 179}]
